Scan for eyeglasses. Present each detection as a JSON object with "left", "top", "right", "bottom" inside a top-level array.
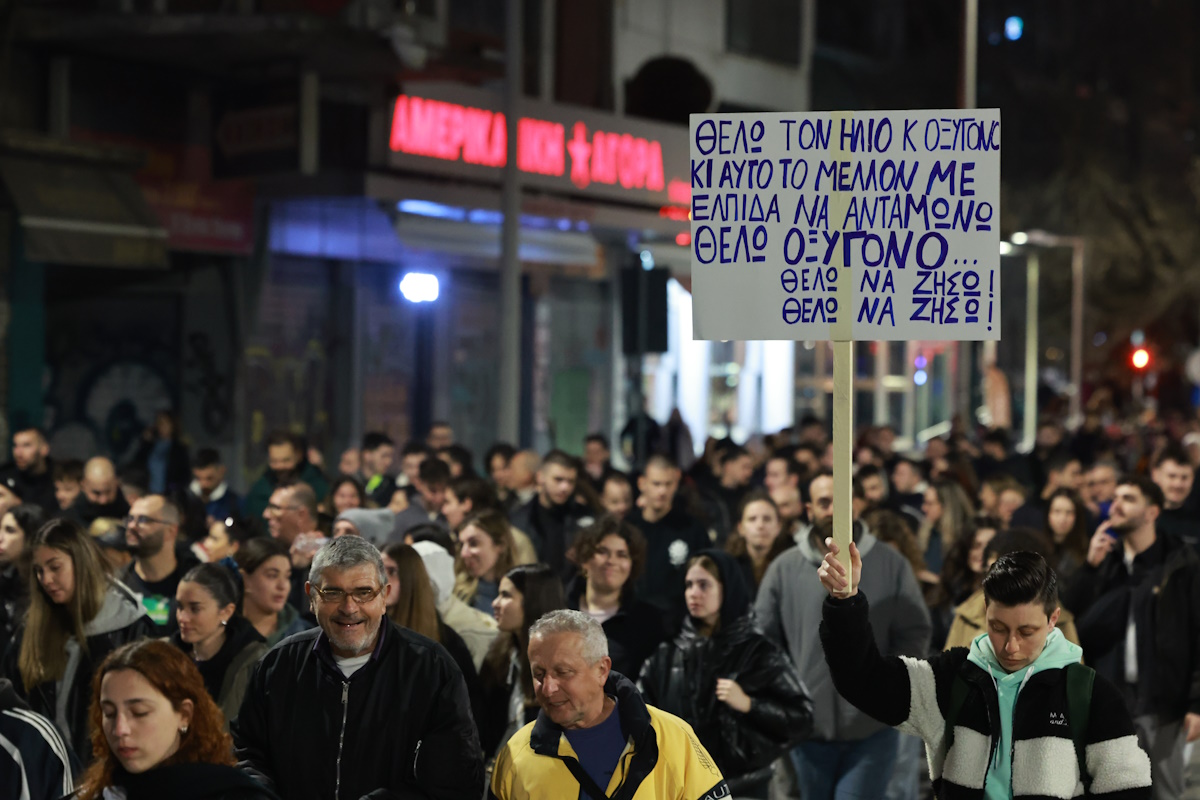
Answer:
[
  {"left": 314, "top": 586, "right": 384, "bottom": 605},
  {"left": 122, "top": 515, "right": 168, "bottom": 528}
]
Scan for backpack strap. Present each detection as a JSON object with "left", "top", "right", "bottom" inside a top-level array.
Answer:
[
  {"left": 1065, "top": 663, "right": 1095, "bottom": 794},
  {"left": 943, "top": 670, "right": 973, "bottom": 758}
]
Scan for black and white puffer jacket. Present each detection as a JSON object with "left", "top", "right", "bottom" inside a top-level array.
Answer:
[{"left": 820, "top": 593, "right": 1152, "bottom": 799}]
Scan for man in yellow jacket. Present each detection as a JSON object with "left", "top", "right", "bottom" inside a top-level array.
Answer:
[{"left": 490, "top": 609, "right": 729, "bottom": 800}]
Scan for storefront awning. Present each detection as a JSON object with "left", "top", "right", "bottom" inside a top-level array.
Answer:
[{"left": 0, "top": 156, "right": 168, "bottom": 268}]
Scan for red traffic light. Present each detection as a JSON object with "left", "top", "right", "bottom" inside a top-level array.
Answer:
[{"left": 1132, "top": 348, "right": 1151, "bottom": 370}]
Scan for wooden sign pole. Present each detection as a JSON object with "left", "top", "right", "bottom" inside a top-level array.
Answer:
[{"left": 831, "top": 340, "right": 854, "bottom": 592}]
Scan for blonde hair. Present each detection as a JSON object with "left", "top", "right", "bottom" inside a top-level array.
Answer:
[
  {"left": 19, "top": 519, "right": 113, "bottom": 691},
  {"left": 452, "top": 510, "right": 516, "bottom": 605}
]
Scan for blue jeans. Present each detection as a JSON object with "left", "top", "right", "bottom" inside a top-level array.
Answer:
[{"left": 789, "top": 728, "right": 900, "bottom": 800}]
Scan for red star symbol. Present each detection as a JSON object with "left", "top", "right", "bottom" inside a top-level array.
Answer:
[{"left": 567, "top": 122, "right": 592, "bottom": 189}]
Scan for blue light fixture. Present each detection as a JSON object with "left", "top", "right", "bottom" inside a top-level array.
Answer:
[
  {"left": 1004, "top": 16, "right": 1023, "bottom": 41},
  {"left": 467, "top": 208, "right": 504, "bottom": 225},
  {"left": 399, "top": 272, "right": 440, "bottom": 303},
  {"left": 398, "top": 199, "right": 466, "bottom": 221},
  {"left": 914, "top": 369, "right": 928, "bottom": 387}
]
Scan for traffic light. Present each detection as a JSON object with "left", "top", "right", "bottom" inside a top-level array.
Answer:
[{"left": 1131, "top": 347, "right": 1151, "bottom": 370}]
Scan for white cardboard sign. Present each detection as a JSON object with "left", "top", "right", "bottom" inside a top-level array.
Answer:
[{"left": 689, "top": 109, "right": 1001, "bottom": 342}]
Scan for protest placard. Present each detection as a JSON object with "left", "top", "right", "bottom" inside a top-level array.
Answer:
[
  {"left": 689, "top": 109, "right": 1001, "bottom": 589},
  {"left": 689, "top": 109, "right": 1000, "bottom": 342}
]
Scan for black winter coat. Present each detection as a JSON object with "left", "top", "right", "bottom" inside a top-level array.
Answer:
[
  {"left": 73, "top": 762, "right": 279, "bottom": 800},
  {"left": 638, "top": 551, "right": 816, "bottom": 782},
  {"left": 638, "top": 613, "right": 813, "bottom": 782},
  {"left": 1063, "top": 532, "right": 1200, "bottom": 719},
  {"left": 508, "top": 497, "right": 593, "bottom": 580},
  {"left": 6, "top": 580, "right": 154, "bottom": 765},
  {"left": 565, "top": 577, "right": 667, "bottom": 679},
  {"left": 230, "top": 620, "right": 484, "bottom": 800}
]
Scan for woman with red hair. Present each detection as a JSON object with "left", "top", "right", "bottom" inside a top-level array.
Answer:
[{"left": 74, "top": 639, "right": 276, "bottom": 800}]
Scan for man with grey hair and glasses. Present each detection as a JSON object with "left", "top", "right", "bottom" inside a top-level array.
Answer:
[
  {"left": 490, "top": 609, "right": 729, "bottom": 800},
  {"left": 232, "top": 535, "right": 483, "bottom": 800}
]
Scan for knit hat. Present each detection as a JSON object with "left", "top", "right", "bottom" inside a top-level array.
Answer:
[
  {"left": 335, "top": 508, "right": 395, "bottom": 547},
  {"left": 412, "top": 539, "right": 454, "bottom": 606}
]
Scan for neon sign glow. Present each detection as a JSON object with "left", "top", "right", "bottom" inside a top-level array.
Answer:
[{"left": 389, "top": 95, "right": 666, "bottom": 194}]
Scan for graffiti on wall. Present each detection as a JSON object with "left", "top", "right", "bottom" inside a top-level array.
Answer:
[{"left": 44, "top": 295, "right": 181, "bottom": 463}]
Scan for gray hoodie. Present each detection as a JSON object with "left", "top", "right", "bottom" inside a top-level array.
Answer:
[
  {"left": 59, "top": 580, "right": 148, "bottom": 739},
  {"left": 755, "top": 526, "right": 931, "bottom": 742},
  {"left": 412, "top": 540, "right": 498, "bottom": 672}
]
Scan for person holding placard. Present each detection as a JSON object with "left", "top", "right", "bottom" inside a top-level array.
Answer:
[
  {"left": 755, "top": 472, "right": 930, "bottom": 800},
  {"left": 817, "top": 542, "right": 1152, "bottom": 800}
]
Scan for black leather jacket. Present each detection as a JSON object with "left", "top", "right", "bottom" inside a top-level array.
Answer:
[
  {"left": 231, "top": 620, "right": 484, "bottom": 800},
  {"left": 638, "top": 610, "right": 813, "bottom": 783}
]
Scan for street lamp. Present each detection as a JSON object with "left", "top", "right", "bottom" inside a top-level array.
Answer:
[{"left": 1020, "top": 230, "right": 1086, "bottom": 429}]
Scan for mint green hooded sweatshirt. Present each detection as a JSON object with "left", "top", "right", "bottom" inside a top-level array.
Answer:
[{"left": 966, "top": 628, "right": 1083, "bottom": 800}]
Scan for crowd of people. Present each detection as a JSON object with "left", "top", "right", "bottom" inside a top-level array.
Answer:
[{"left": 0, "top": 407, "right": 1196, "bottom": 799}]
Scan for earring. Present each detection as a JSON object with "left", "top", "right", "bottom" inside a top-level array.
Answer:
[
  {"left": 180, "top": 726, "right": 188, "bottom": 734},
  {"left": 220, "top": 619, "right": 228, "bottom": 626}
]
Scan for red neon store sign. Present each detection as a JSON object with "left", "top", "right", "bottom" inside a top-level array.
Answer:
[{"left": 389, "top": 95, "right": 666, "bottom": 193}]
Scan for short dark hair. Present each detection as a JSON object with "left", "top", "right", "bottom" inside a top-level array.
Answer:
[
  {"left": 718, "top": 445, "right": 749, "bottom": 465},
  {"left": 1153, "top": 443, "right": 1192, "bottom": 471},
  {"left": 417, "top": 457, "right": 452, "bottom": 488},
  {"left": 119, "top": 466, "right": 149, "bottom": 494},
  {"left": 362, "top": 432, "right": 395, "bottom": 452},
  {"left": 428, "top": 421, "right": 452, "bottom": 434},
  {"left": 266, "top": 429, "right": 299, "bottom": 450},
  {"left": 794, "top": 442, "right": 822, "bottom": 461},
  {"left": 857, "top": 464, "right": 885, "bottom": 483},
  {"left": 644, "top": 453, "right": 679, "bottom": 473},
  {"left": 218, "top": 517, "right": 252, "bottom": 546},
  {"left": 438, "top": 444, "right": 475, "bottom": 474},
  {"left": 13, "top": 426, "right": 47, "bottom": 443},
  {"left": 982, "top": 428, "right": 1010, "bottom": 450},
  {"left": 53, "top": 459, "right": 83, "bottom": 484},
  {"left": 448, "top": 476, "right": 499, "bottom": 512},
  {"left": 541, "top": 450, "right": 579, "bottom": 472},
  {"left": 807, "top": 469, "right": 833, "bottom": 495},
  {"left": 585, "top": 433, "right": 610, "bottom": 450},
  {"left": 401, "top": 442, "right": 433, "bottom": 459},
  {"left": 768, "top": 450, "right": 803, "bottom": 478},
  {"left": 602, "top": 472, "right": 631, "bottom": 492},
  {"left": 1045, "top": 450, "right": 1080, "bottom": 476},
  {"left": 405, "top": 523, "right": 456, "bottom": 555},
  {"left": 485, "top": 443, "right": 516, "bottom": 467},
  {"left": 1118, "top": 474, "right": 1165, "bottom": 509},
  {"left": 982, "top": 551, "right": 1058, "bottom": 617},
  {"left": 193, "top": 448, "right": 222, "bottom": 469}
]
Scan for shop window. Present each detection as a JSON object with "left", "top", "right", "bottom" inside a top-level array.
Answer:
[
  {"left": 887, "top": 391, "right": 905, "bottom": 429},
  {"left": 796, "top": 341, "right": 818, "bottom": 377},
  {"left": 855, "top": 390, "right": 875, "bottom": 430},
  {"left": 887, "top": 341, "right": 906, "bottom": 376},
  {"left": 726, "top": 0, "right": 802, "bottom": 64},
  {"left": 854, "top": 340, "right": 875, "bottom": 378}
]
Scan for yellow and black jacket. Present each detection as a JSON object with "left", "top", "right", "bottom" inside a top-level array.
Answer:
[{"left": 489, "top": 672, "right": 730, "bottom": 800}]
